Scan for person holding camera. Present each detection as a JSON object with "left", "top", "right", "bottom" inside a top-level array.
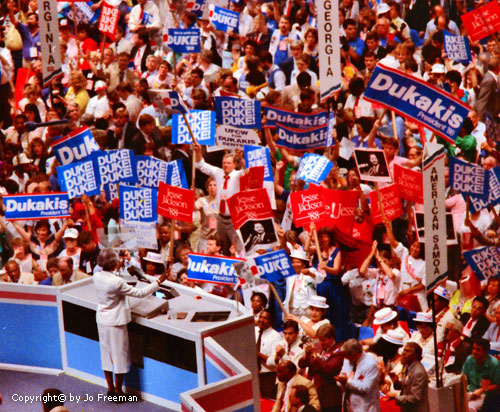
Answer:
[{"left": 93, "top": 249, "right": 168, "bottom": 398}]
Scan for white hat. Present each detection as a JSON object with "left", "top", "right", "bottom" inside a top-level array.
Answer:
[
  {"left": 12, "top": 153, "right": 31, "bottom": 166},
  {"left": 63, "top": 228, "right": 79, "bottom": 239},
  {"left": 290, "top": 249, "right": 309, "bottom": 263},
  {"left": 377, "top": 2, "right": 390, "bottom": 14},
  {"left": 414, "top": 312, "right": 433, "bottom": 323},
  {"left": 143, "top": 252, "right": 164, "bottom": 266},
  {"left": 95, "top": 80, "right": 107, "bottom": 91},
  {"left": 382, "top": 329, "right": 405, "bottom": 346},
  {"left": 308, "top": 296, "right": 329, "bottom": 309},
  {"left": 373, "top": 307, "right": 398, "bottom": 325},
  {"left": 434, "top": 286, "right": 451, "bottom": 301},
  {"left": 431, "top": 63, "right": 445, "bottom": 74}
]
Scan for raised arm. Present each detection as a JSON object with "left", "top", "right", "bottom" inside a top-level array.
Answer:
[{"left": 360, "top": 240, "right": 377, "bottom": 276}]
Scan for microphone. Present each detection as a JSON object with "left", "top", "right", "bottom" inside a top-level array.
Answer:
[{"left": 127, "top": 266, "right": 150, "bottom": 283}]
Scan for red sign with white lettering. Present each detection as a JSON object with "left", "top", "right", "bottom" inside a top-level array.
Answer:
[
  {"left": 226, "top": 188, "right": 273, "bottom": 230},
  {"left": 394, "top": 164, "right": 423, "bottom": 204},
  {"left": 239, "top": 166, "right": 265, "bottom": 192},
  {"left": 290, "top": 186, "right": 327, "bottom": 227},
  {"left": 461, "top": 2, "right": 500, "bottom": 42},
  {"left": 98, "top": 2, "right": 120, "bottom": 41},
  {"left": 157, "top": 182, "right": 195, "bottom": 222},
  {"left": 369, "top": 183, "right": 403, "bottom": 225}
]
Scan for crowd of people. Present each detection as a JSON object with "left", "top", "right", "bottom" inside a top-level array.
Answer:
[{"left": 2, "top": 0, "right": 500, "bottom": 409}]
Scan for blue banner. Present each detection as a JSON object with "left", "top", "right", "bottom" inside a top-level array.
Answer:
[
  {"left": 276, "top": 123, "right": 328, "bottom": 150},
  {"left": 485, "top": 113, "right": 500, "bottom": 143},
  {"left": 364, "top": 64, "right": 469, "bottom": 143},
  {"left": 136, "top": 155, "right": 169, "bottom": 188},
  {"left": 464, "top": 246, "right": 500, "bottom": 281},
  {"left": 187, "top": 253, "right": 244, "bottom": 285},
  {"left": 244, "top": 145, "right": 273, "bottom": 182},
  {"left": 443, "top": 30, "right": 471, "bottom": 64},
  {"left": 92, "top": 150, "right": 138, "bottom": 186},
  {"left": 209, "top": 5, "right": 239, "bottom": 31},
  {"left": 254, "top": 250, "right": 296, "bottom": 282},
  {"left": 296, "top": 153, "right": 334, "bottom": 185},
  {"left": 119, "top": 185, "right": 158, "bottom": 223},
  {"left": 58, "top": 158, "right": 101, "bottom": 199},
  {"left": 215, "top": 96, "right": 261, "bottom": 129},
  {"left": 4, "top": 193, "right": 70, "bottom": 221},
  {"left": 172, "top": 110, "right": 215, "bottom": 145},
  {"left": 468, "top": 167, "right": 500, "bottom": 212},
  {"left": 167, "top": 159, "right": 189, "bottom": 189},
  {"left": 167, "top": 29, "right": 201, "bottom": 53},
  {"left": 264, "top": 106, "right": 327, "bottom": 129},
  {"left": 449, "top": 157, "right": 488, "bottom": 199},
  {"left": 51, "top": 127, "right": 101, "bottom": 166}
]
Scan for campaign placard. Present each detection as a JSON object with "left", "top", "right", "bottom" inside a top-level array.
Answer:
[
  {"left": 254, "top": 250, "right": 296, "bottom": 282},
  {"left": 326, "top": 112, "right": 336, "bottom": 148},
  {"left": 364, "top": 64, "right": 469, "bottom": 143},
  {"left": 136, "top": 155, "right": 169, "bottom": 188},
  {"left": 443, "top": 30, "right": 471, "bottom": 64},
  {"left": 313, "top": 187, "right": 359, "bottom": 235},
  {"left": 57, "top": 158, "right": 100, "bottom": 199},
  {"left": 464, "top": 246, "right": 500, "bottom": 281},
  {"left": 485, "top": 113, "right": 500, "bottom": 143},
  {"left": 62, "top": 1, "right": 98, "bottom": 24},
  {"left": 167, "top": 159, "right": 189, "bottom": 189},
  {"left": 121, "top": 221, "right": 158, "bottom": 249},
  {"left": 119, "top": 185, "right": 158, "bottom": 223},
  {"left": 239, "top": 166, "right": 265, "bottom": 191},
  {"left": 38, "top": 0, "right": 62, "bottom": 85},
  {"left": 264, "top": 106, "right": 328, "bottom": 129},
  {"left": 354, "top": 148, "right": 392, "bottom": 183},
  {"left": 296, "top": 153, "right": 334, "bottom": 186},
  {"left": 157, "top": 182, "right": 195, "bottom": 222},
  {"left": 369, "top": 183, "right": 403, "bottom": 224},
  {"left": 214, "top": 125, "right": 261, "bottom": 149},
  {"left": 449, "top": 157, "right": 488, "bottom": 199},
  {"left": 461, "top": 2, "right": 500, "bottom": 42},
  {"left": 215, "top": 96, "right": 261, "bottom": 129},
  {"left": 276, "top": 123, "right": 328, "bottom": 151},
  {"left": 208, "top": 5, "right": 239, "bottom": 31},
  {"left": 3, "top": 192, "right": 70, "bottom": 221},
  {"left": 187, "top": 253, "right": 245, "bottom": 285},
  {"left": 98, "top": 1, "right": 119, "bottom": 41},
  {"left": 468, "top": 167, "right": 500, "bottom": 213},
  {"left": 104, "top": 182, "right": 118, "bottom": 202},
  {"left": 244, "top": 145, "right": 273, "bottom": 182},
  {"left": 92, "top": 150, "right": 138, "bottom": 186},
  {"left": 290, "top": 186, "right": 327, "bottom": 227},
  {"left": 51, "top": 126, "right": 100, "bottom": 165},
  {"left": 393, "top": 164, "right": 424, "bottom": 204},
  {"left": 171, "top": 110, "right": 215, "bottom": 145},
  {"left": 166, "top": 28, "right": 201, "bottom": 53},
  {"left": 148, "top": 89, "right": 189, "bottom": 114}
]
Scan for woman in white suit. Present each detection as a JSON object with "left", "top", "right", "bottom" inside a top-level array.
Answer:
[{"left": 93, "top": 249, "right": 167, "bottom": 397}]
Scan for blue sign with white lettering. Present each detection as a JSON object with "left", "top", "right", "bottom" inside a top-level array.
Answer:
[
  {"left": 167, "top": 29, "right": 201, "bottom": 53},
  {"left": 468, "top": 167, "right": 500, "bottom": 212},
  {"left": 443, "top": 30, "right": 471, "bottom": 65},
  {"left": 326, "top": 112, "right": 336, "bottom": 148},
  {"left": 264, "top": 106, "right": 327, "bottom": 129},
  {"left": 276, "top": 123, "right": 328, "bottom": 151},
  {"left": 92, "top": 150, "right": 138, "bottom": 186},
  {"left": 215, "top": 96, "right": 261, "bottom": 129},
  {"left": 296, "top": 153, "right": 334, "bottom": 186},
  {"left": 52, "top": 126, "right": 101, "bottom": 166},
  {"left": 172, "top": 110, "right": 215, "bottom": 145},
  {"left": 4, "top": 192, "right": 70, "bottom": 221},
  {"left": 167, "top": 159, "right": 189, "bottom": 189},
  {"left": 244, "top": 145, "right": 274, "bottom": 183},
  {"left": 58, "top": 158, "right": 101, "bottom": 199},
  {"left": 119, "top": 185, "right": 158, "bottom": 223},
  {"left": 254, "top": 250, "right": 296, "bottom": 282},
  {"left": 189, "top": 0, "right": 206, "bottom": 17},
  {"left": 136, "top": 156, "right": 169, "bottom": 188},
  {"left": 364, "top": 64, "right": 469, "bottom": 143},
  {"left": 148, "top": 90, "right": 189, "bottom": 114},
  {"left": 104, "top": 182, "right": 118, "bottom": 202},
  {"left": 209, "top": 5, "right": 239, "bottom": 31},
  {"left": 187, "top": 253, "right": 245, "bottom": 285},
  {"left": 63, "top": 1, "right": 98, "bottom": 24},
  {"left": 449, "top": 157, "right": 488, "bottom": 199},
  {"left": 464, "top": 246, "right": 500, "bottom": 281}
]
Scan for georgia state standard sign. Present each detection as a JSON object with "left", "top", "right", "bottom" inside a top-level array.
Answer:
[{"left": 364, "top": 64, "right": 469, "bottom": 143}]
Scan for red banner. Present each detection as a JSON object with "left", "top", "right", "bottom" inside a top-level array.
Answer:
[
  {"left": 461, "top": 2, "right": 500, "bottom": 42},
  {"left": 393, "top": 164, "right": 423, "bottom": 204},
  {"left": 226, "top": 188, "right": 273, "bottom": 230},
  {"left": 157, "top": 182, "right": 195, "bottom": 222},
  {"left": 290, "top": 186, "right": 327, "bottom": 227},
  {"left": 98, "top": 1, "right": 120, "bottom": 41},
  {"left": 369, "top": 184, "right": 403, "bottom": 225},
  {"left": 239, "top": 166, "right": 265, "bottom": 192}
]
